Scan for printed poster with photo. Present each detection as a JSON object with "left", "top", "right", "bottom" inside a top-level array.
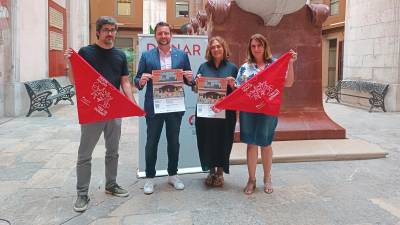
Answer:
[
  {"left": 152, "top": 69, "right": 186, "bottom": 114},
  {"left": 196, "top": 77, "right": 227, "bottom": 119}
]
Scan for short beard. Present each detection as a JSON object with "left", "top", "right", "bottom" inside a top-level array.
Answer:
[
  {"left": 104, "top": 38, "right": 114, "bottom": 46},
  {"left": 157, "top": 40, "right": 170, "bottom": 46}
]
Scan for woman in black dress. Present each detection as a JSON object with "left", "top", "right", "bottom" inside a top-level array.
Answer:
[{"left": 194, "top": 36, "right": 238, "bottom": 187}]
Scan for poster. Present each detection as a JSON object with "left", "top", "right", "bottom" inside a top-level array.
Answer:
[
  {"left": 196, "top": 77, "right": 227, "bottom": 118},
  {"left": 152, "top": 69, "right": 186, "bottom": 114}
]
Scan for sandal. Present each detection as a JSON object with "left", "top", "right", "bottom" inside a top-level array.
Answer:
[
  {"left": 205, "top": 173, "right": 215, "bottom": 186},
  {"left": 244, "top": 179, "right": 256, "bottom": 195},
  {"left": 213, "top": 174, "right": 224, "bottom": 187},
  {"left": 264, "top": 176, "right": 273, "bottom": 194}
]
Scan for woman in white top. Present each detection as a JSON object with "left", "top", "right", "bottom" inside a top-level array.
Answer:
[{"left": 236, "top": 33, "right": 297, "bottom": 194}]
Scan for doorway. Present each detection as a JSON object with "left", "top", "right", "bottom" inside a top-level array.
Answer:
[{"left": 327, "top": 39, "right": 337, "bottom": 87}]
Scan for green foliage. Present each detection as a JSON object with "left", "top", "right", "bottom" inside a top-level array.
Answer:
[
  {"left": 149, "top": 25, "right": 154, "bottom": 34},
  {"left": 119, "top": 47, "right": 136, "bottom": 83}
]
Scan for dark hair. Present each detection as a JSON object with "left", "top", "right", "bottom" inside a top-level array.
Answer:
[
  {"left": 205, "top": 36, "right": 230, "bottom": 61},
  {"left": 246, "top": 33, "right": 272, "bottom": 64},
  {"left": 95, "top": 16, "right": 118, "bottom": 39},
  {"left": 154, "top": 21, "right": 172, "bottom": 34}
]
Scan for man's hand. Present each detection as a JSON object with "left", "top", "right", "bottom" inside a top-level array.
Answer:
[
  {"left": 64, "top": 48, "right": 73, "bottom": 60},
  {"left": 139, "top": 73, "right": 152, "bottom": 87},
  {"left": 183, "top": 70, "right": 193, "bottom": 83},
  {"left": 64, "top": 48, "right": 75, "bottom": 84}
]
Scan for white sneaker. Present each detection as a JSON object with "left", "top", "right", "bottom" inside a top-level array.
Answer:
[
  {"left": 143, "top": 179, "right": 154, "bottom": 195},
  {"left": 168, "top": 175, "right": 185, "bottom": 190}
]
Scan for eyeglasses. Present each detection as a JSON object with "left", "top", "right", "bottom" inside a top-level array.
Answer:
[{"left": 100, "top": 28, "right": 117, "bottom": 34}]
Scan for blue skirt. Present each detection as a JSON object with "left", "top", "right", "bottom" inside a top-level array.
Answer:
[{"left": 239, "top": 112, "right": 278, "bottom": 146}]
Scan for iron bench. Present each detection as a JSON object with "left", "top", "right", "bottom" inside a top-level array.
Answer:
[
  {"left": 24, "top": 78, "right": 75, "bottom": 117},
  {"left": 325, "top": 79, "right": 389, "bottom": 112}
]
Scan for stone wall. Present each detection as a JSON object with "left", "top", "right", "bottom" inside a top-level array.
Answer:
[
  {"left": 343, "top": 0, "right": 400, "bottom": 111},
  {"left": 0, "top": 0, "right": 10, "bottom": 117}
]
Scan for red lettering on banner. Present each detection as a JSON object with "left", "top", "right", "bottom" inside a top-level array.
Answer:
[
  {"left": 169, "top": 43, "right": 202, "bottom": 56},
  {"left": 193, "top": 44, "right": 200, "bottom": 56},
  {"left": 183, "top": 45, "right": 191, "bottom": 55}
]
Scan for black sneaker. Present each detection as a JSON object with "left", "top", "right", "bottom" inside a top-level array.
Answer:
[
  {"left": 73, "top": 195, "right": 90, "bottom": 212},
  {"left": 105, "top": 183, "right": 129, "bottom": 197}
]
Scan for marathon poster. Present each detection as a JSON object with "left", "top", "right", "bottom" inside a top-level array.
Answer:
[
  {"left": 152, "top": 69, "right": 186, "bottom": 114},
  {"left": 196, "top": 77, "right": 227, "bottom": 119}
]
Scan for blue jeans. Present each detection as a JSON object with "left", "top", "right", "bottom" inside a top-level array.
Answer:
[{"left": 145, "top": 112, "right": 183, "bottom": 178}]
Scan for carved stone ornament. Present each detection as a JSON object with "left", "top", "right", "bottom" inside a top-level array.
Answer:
[
  {"left": 235, "top": 0, "right": 307, "bottom": 26},
  {"left": 206, "top": 0, "right": 308, "bottom": 26},
  {"left": 205, "top": 0, "right": 231, "bottom": 24},
  {"left": 190, "top": 17, "right": 199, "bottom": 33},
  {"left": 197, "top": 10, "right": 207, "bottom": 28},
  {"left": 308, "top": 3, "right": 330, "bottom": 26}
]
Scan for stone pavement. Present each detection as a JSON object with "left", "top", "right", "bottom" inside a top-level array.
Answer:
[{"left": 0, "top": 101, "right": 400, "bottom": 225}]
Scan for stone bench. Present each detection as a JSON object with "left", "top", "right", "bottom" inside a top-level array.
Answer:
[
  {"left": 325, "top": 79, "right": 389, "bottom": 112},
  {"left": 24, "top": 79, "right": 75, "bottom": 117}
]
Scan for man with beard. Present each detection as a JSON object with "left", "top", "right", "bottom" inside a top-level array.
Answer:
[
  {"left": 65, "top": 16, "right": 135, "bottom": 212},
  {"left": 135, "top": 21, "right": 193, "bottom": 195}
]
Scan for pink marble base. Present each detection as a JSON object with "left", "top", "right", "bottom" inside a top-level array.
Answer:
[{"left": 209, "top": 2, "right": 346, "bottom": 141}]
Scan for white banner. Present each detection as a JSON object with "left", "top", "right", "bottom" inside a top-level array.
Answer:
[{"left": 137, "top": 35, "right": 208, "bottom": 177}]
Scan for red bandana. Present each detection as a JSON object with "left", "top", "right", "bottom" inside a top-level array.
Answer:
[
  {"left": 214, "top": 52, "right": 291, "bottom": 116},
  {"left": 69, "top": 49, "right": 145, "bottom": 124}
]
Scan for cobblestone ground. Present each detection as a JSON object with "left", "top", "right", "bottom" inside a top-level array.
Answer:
[{"left": 0, "top": 102, "right": 399, "bottom": 225}]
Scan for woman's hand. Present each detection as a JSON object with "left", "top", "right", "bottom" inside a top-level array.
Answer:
[
  {"left": 289, "top": 49, "right": 297, "bottom": 63},
  {"left": 194, "top": 74, "right": 202, "bottom": 84},
  {"left": 211, "top": 105, "right": 221, "bottom": 113},
  {"left": 284, "top": 49, "right": 296, "bottom": 87},
  {"left": 226, "top": 76, "right": 236, "bottom": 89},
  {"left": 183, "top": 70, "right": 193, "bottom": 83}
]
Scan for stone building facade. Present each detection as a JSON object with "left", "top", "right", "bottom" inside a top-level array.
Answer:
[
  {"left": 0, "top": 0, "right": 89, "bottom": 117},
  {"left": 343, "top": 0, "right": 400, "bottom": 111}
]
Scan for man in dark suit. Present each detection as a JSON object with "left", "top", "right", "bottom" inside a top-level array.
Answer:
[{"left": 134, "top": 21, "right": 193, "bottom": 195}]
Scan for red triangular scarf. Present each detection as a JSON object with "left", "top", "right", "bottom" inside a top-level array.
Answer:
[
  {"left": 69, "top": 49, "right": 146, "bottom": 124},
  {"left": 214, "top": 52, "right": 291, "bottom": 116}
]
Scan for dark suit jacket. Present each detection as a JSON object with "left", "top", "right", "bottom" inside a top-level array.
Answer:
[{"left": 134, "top": 47, "right": 192, "bottom": 117}]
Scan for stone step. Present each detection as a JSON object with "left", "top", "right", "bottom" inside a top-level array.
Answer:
[{"left": 230, "top": 139, "right": 388, "bottom": 164}]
